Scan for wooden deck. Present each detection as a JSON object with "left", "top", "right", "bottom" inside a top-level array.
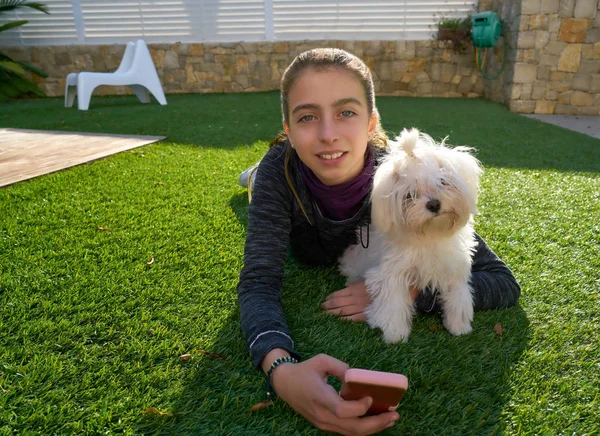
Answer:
[{"left": 0, "top": 128, "right": 166, "bottom": 187}]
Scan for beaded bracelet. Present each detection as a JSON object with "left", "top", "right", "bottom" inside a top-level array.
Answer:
[{"left": 265, "top": 356, "right": 298, "bottom": 400}]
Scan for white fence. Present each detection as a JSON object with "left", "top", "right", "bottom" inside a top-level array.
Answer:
[{"left": 0, "top": 0, "right": 477, "bottom": 46}]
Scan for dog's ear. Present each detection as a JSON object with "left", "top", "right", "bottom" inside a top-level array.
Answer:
[
  {"left": 452, "top": 147, "right": 482, "bottom": 213},
  {"left": 371, "top": 161, "right": 400, "bottom": 233}
]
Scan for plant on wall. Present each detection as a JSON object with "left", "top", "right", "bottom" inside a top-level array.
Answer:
[
  {"left": 436, "top": 16, "right": 473, "bottom": 53},
  {"left": 0, "top": 0, "right": 49, "bottom": 101}
]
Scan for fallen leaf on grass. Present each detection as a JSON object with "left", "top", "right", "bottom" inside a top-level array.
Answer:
[
  {"left": 95, "top": 226, "right": 111, "bottom": 232},
  {"left": 194, "top": 349, "right": 229, "bottom": 360},
  {"left": 146, "top": 257, "right": 154, "bottom": 266},
  {"left": 179, "top": 354, "right": 192, "bottom": 361},
  {"left": 429, "top": 325, "right": 438, "bottom": 332},
  {"left": 144, "top": 407, "right": 173, "bottom": 416},
  {"left": 147, "top": 329, "right": 154, "bottom": 335},
  {"left": 494, "top": 323, "right": 503, "bottom": 335},
  {"left": 153, "top": 181, "right": 164, "bottom": 186},
  {"left": 249, "top": 401, "right": 273, "bottom": 412}
]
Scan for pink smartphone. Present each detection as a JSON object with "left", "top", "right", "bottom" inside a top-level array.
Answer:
[{"left": 339, "top": 368, "right": 408, "bottom": 415}]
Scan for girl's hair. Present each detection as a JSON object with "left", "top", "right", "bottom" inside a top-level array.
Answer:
[{"left": 272, "top": 48, "right": 388, "bottom": 224}]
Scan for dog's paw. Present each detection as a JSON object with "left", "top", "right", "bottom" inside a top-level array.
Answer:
[
  {"left": 443, "top": 317, "right": 473, "bottom": 336},
  {"left": 381, "top": 325, "right": 411, "bottom": 344}
]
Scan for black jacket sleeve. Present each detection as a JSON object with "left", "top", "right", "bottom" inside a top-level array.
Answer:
[
  {"left": 236, "top": 146, "right": 301, "bottom": 368},
  {"left": 415, "top": 233, "right": 521, "bottom": 312}
]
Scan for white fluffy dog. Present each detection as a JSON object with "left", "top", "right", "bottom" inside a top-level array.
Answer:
[{"left": 339, "top": 128, "right": 482, "bottom": 343}]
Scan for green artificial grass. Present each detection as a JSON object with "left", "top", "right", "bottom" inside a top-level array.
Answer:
[{"left": 1, "top": 93, "right": 599, "bottom": 435}]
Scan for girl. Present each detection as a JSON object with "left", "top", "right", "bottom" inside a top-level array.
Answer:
[{"left": 237, "top": 48, "right": 520, "bottom": 435}]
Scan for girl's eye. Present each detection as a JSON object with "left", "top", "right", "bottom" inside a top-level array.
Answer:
[
  {"left": 340, "top": 110, "right": 356, "bottom": 118},
  {"left": 298, "top": 114, "right": 315, "bottom": 123}
]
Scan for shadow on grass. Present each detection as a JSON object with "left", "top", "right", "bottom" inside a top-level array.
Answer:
[
  {"left": 134, "top": 193, "right": 533, "bottom": 434},
  {"left": 2, "top": 94, "right": 598, "bottom": 173},
  {"left": 135, "top": 275, "right": 532, "bottom": 434}
]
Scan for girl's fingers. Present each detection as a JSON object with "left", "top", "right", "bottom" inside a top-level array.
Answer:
[
  {"left": 341, "top": 312, "right": 367, "bottom": 322},
  {"left": 324, "top": 304, "right": 365, "bottom": 317},
  {"left": 321, "top": 295, "right": 367, "bottom": 310}
]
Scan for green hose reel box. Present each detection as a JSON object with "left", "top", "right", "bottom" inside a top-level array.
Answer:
[{"left": 472, "top": 11, "right": 501, "bottom": 48}]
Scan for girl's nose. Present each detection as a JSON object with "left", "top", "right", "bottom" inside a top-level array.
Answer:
[{"left": 319, "top": 118, "right": 339, "bottom": 144}]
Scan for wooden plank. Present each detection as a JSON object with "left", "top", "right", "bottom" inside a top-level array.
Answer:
[{"left": 0, "top": 128, "right": 166, "bottom": 187}]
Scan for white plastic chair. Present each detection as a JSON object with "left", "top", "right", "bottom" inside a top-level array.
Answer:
[{"left": 65, "top": 40, "right": 167, "bottom": 110}]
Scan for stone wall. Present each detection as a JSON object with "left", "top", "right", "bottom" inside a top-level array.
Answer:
[
  {"left": 508, "top": 0, "right": 599, "bottom": 114},
  {"left": 3, "top": 40, "right": 486, "bottom": 100},
  {"left": 1, "top": 0, "right": 598, "bottom": 115}
]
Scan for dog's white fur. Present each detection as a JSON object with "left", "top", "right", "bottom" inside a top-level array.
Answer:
[{"left": 339, "top": 128, "right": 482, "bottom": 343}]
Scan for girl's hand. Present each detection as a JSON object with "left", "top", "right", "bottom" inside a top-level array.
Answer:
[
  {"left": 322, "top": 281, "right": 371, "bottom": 321},
  {"left": 322, "top": 281, "right": 421, "bottom": 322},
  {"left": 271, "top": 354, "right": 399, "bottom": 435}
]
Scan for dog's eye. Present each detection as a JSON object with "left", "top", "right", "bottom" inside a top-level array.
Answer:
[
  {"left": 405, "top": 193, "right": 412, "bottom": 200},
  {"left": 440, "top": 179, "right": 449, "bottom": 186}
]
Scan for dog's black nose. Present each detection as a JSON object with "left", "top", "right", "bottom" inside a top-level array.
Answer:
[{"left": 426, "top": 199, "right": 441, "bottom": 213}]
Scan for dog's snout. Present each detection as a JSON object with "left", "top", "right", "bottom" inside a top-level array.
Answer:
[{"left": 426, "top": 199, "right": 441, "bottom": 213}]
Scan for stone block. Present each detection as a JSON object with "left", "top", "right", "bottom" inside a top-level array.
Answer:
[
  {"left": 559, "top": 0, "right": 576, "bottom": 17},
  {"left": 522, "top": 0, "right": 542, "bottom": 15},
  {"left": 572, "top": 73, "right": 592, "bottom": 90},
  {"left": 163, "top": 51, "right": 179, "bottom": 69},
  {"left": 576, "top": 106, "right": 599, "bottom": 115},
  {"left": 509, "top": 100, "right": 536, "bottom": 113},
  {"left": 441, "top": 64, "right": 456, "bottom": 83},
  {"left": 398, "top": 72, "right": 413, "bottom": 84},
  {"left": 541, "top": 0, "right": 560, "bottom": 13},
  {"left": 558, "top": 91, "right": 573, "bottom": 104},
  {"left": 571, "top": 91, "right": 594, "bottom": 105},
  {"left": 586, "top": 29, "right": 600, "bottom": 44},
  {"left": 540, "top": 53, "right": 560, "bottom": 66},
  {"left": 511, "top": 84, "right": 521, "bottom": 99},
  {"left": 457, "top": 77, "right": 472, "bottom": 93},
  {"left": 546, "top": 89, "right": 559, "bottom": 100},
  {"left": 574, "top": 0, "right": 597, "bottom": 18},
  {"left": 521, "top": 83, "right": 534, "bottom": 99},
  {"left": 579, "top": 59, "right": 600, "bottom": 73},
  {"left": 558, "top": 44, "right": 582, "bottom": 71},
  {"left": 432, "top": 82, "right": 450, "bottom": 94},
  {"left": 532, "top": 82, "right": 548, "bottom": 99},
  {"left": 415, "top": 72, "right": 430, "bottom": 82},
  {"left": 417, "top": 82, "right": 432, "bottom": 94},
  {"left": 535, "top": 100, "right": 557, "bottom": 113},
  {"left": 581, "top": 43, "right": 594, "bottom": 59},
  {"left": 549, "top": 16, "right": 562, "bottom": 33},
  {"left": 408, "top": 58, "right": 426, "bottom": 72},
  {"left": 559, "top": 18, "right": 590, "bottom": 42},
  {"left": 189, "top": 45, "right": 205, "bottom": 56},
  {"left": 530, "top": 14, "right": 549, "bottom": 30},
  {"left": 538, "top": 65, "right": 552, "bottom": 80},
  {"left": 513, "top": 63, "right": 538, "bottom": 83},
  {"left": 535, "top": 30, "right": 551, "bottom": 48},
  {"left": 554, "top": 104, "right": 579, "bottom": 114},
  {"left": 591, "top": 41, "right": 600, "bottom": 59},
  {"left": 591, "top": 75, "right": 600, "bottom": 92},
  {"left": 518, "top": 31, "right": 537, "bottom": 48}
]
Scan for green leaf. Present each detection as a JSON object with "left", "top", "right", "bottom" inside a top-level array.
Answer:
[
  {"left": 0, "top": 20, "right": 28, "bottom": 33},
  {"left": 17, "top": 60, "right": 47, "bottom": 78},
  {"left": 0, "top": 1, "right": 49, "bottom": 15},
  {"left": 0, "top": 60, "right": 27, "bottom": 75}
]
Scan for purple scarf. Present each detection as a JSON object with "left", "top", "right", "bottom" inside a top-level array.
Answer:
[{"left": 299, "top": 147, "right": 375, "bottom": 221}]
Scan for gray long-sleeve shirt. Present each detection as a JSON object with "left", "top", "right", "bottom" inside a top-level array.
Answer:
[{"left": 237, "top": 142, "right": 521, "bottom": 368}]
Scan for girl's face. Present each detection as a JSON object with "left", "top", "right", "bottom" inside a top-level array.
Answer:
[{"left": 284, "top": 68, "right": 377, "bottom": 186}]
